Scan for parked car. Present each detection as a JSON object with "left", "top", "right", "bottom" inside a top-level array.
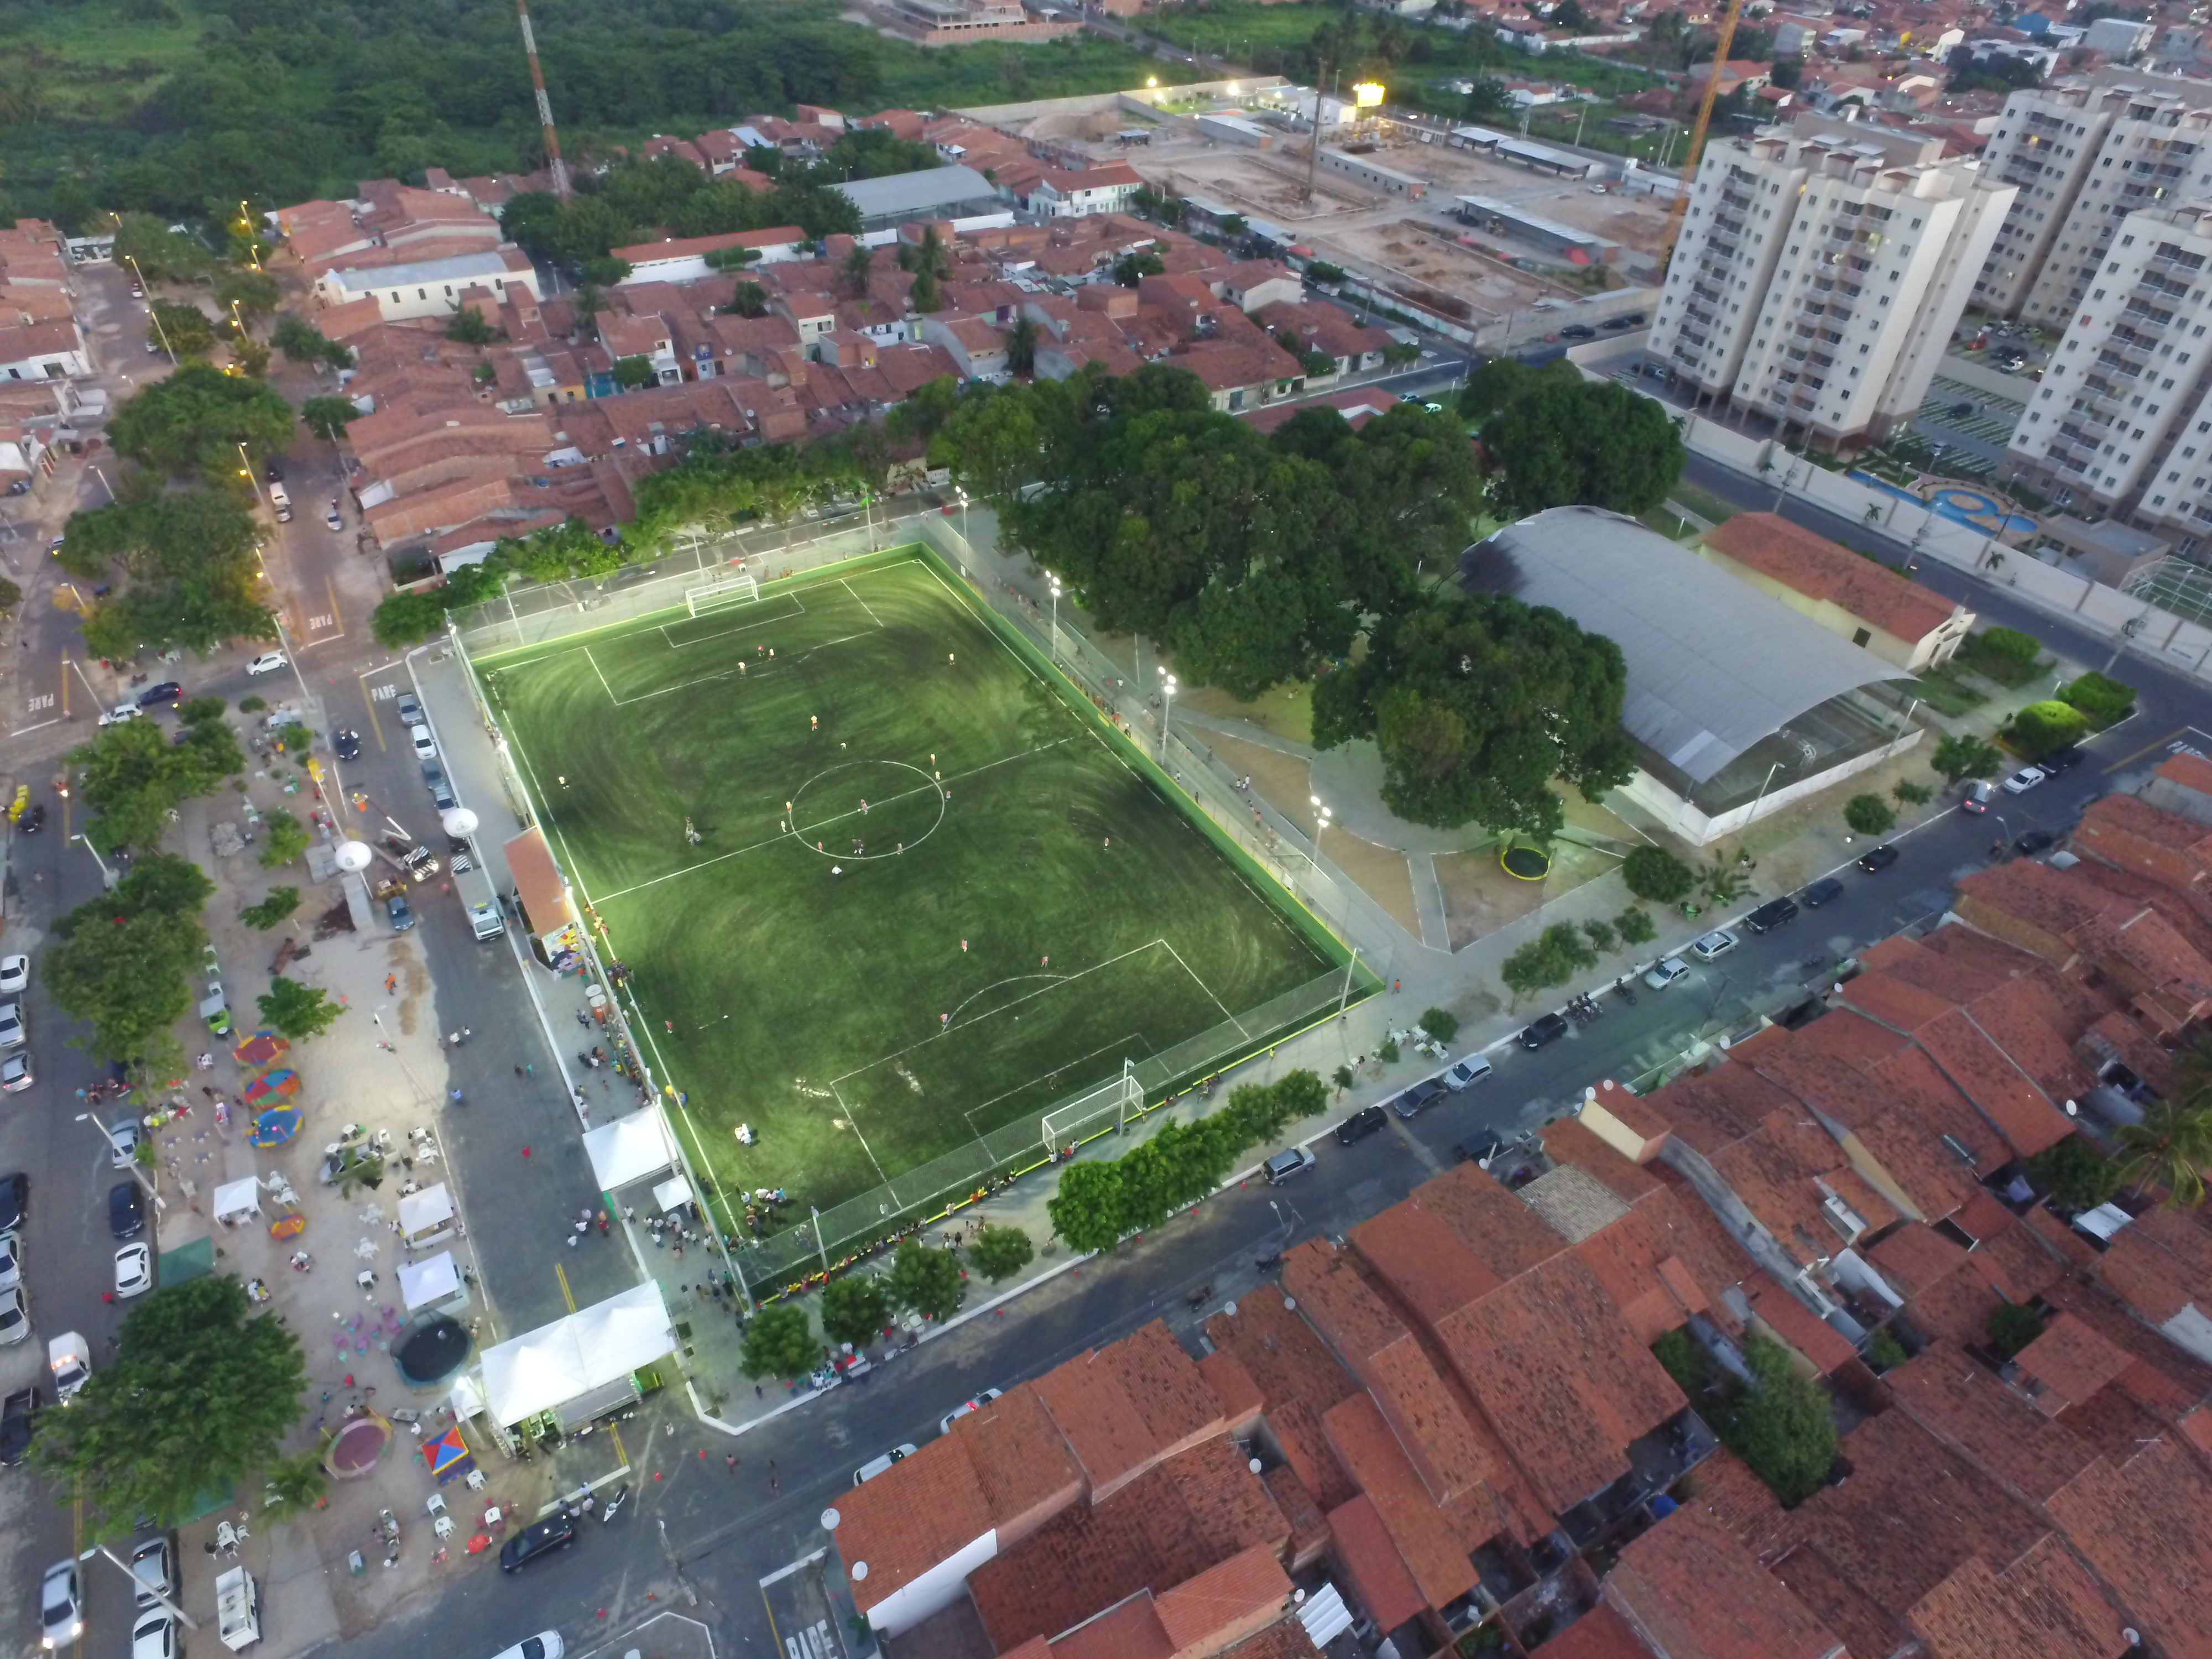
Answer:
[
  {"left": 1391, "top": 1078, "right": 1445, "bottom": 1120},
  {"left": 264, "top": 457, "right": 284, "bottom": 482},
  {"left": 109, "top": 1180, "right": 145, "bottom": 1239},
  {"left": 2001, "top": 765, "right": 2047, "bottom": 795},
  {"left": 1560, "top": 324, "right": 1597, "bottom": 340},
  {"left": 938, "top": 1389, "right": 1004, "bottom": 1434},
  {"left": 1960, "top": 779, "right": 1996, "bottom": 813},
  {"left": 2039, "top": 744, "right": 2086, "bottom": 774},
  {"left": 40, "top": 1561, "right": 83, "bottom": 1649},
  {"left": 0, "top": 1386, "right": 38, "bottom": 1466},
  {"left": 130, "top": 1613, "right": 176, "bottom": 1659},
  {"left": 1801, "top": 877, "right": 1845, "bottom": 907},
  {"left": 0, "top": 1231, "right": 19, "bottom": 1292},
  {"left": 395, "top": 692, "right": 422, "bottom": 726},
  {"left": 0, "top": 1001, "right": 23, "bottom": 1052},
  {"left": 1456, "top": 1130, "right": 1505, "bottom": 1168},
  {"left": 324, "top": 506, "right": 344, "bottom": 531},
  {"left": 0, "top": 1173, "right": 23, "bottom": 1232},
  {"left": 246, "top": 651, "right": 286, "bottom": 676},
  {"left": 386, "top": 893, "right": 416, "bottom": 932},
  {"left": 1744, "top": 896, "right": 1799, "bottom": 933},
  {"left": 1690, "top": 928, "right": 1739, "bottom": 962},
  {"left": 852, "top": 1446, "right": 918, "bottom": 1487},
  {"left": 0, "top": 956, "right": 25, "bottom": 995},
  {"left": 49, "top": 1333, "right": 90, "bottom": 1402},
  {"left": 98, "top": 702, "right": 143, "bottom": 727},
  {"left": 129, "top": 1536, "right": 175, "bottom": 1611},
  {"left": 114, "top": 1243, "right": 153, "bottom": 1299},
  {"left": 429, "top": 776, "right": 458, "bottom": 812},
  {"left": 499, "top": 1511, "right": 579, "bottom": 1572},
  {"left": 2015, "top": 828, "right": 2058, "bottom": 855},
  {"left": 333, "top": 728, "right": 361, "bottom": 760},
  {"left": 409, "top": 724, "right": 437, "bottom": 760},
  {"left": 1440, "top": 1053, "right": 1493, "bottom": 1091},
  {"left": 0, "top": 1054, "right": 27, "bottom": 1094},
  {"left": 1644, "top": 956, "right": 1691, "bottom": 991},
  {"left": 1263, "top": 1146, "right": 1316, "bottom": 1185},
  {"left": 135, "top": 681, "right": 183, "bottom": 708},
  {"left": 1858, "top": 843, "right": 1901, "bottom": 873},
  {"left": 487, "top": 1636, "right": 565, "bottom": 1659},
  {"left": 109, "top": 1121, "right": 142, "bottom": 1168},
  {"left": 1335, "top": 1105, "right": 1389, "bottom": 1146},
  {"left": 1519, "top": 1011, "right": 1571, "bottom": 1049},
  {"left": 0, "top": 1285, "right": 28, "bottom": 1346}
]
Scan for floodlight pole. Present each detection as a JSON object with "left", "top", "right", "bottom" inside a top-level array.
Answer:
[{"left": 1338, "top": 946, "right": 1361, "bottom": 1019}]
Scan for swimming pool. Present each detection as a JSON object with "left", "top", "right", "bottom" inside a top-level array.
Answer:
[{"left": 1848, "top": 473, "right": 2037, "bottom": 537}]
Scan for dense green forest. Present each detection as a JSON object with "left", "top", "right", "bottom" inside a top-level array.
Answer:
[{"left": 0, "top": 0, "right": 1193, "bottom": 229}]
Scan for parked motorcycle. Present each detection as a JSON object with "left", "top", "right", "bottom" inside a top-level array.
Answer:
[
  {"left": 601, "top": 1485, "right": 629, "bottom": 1524},
  {"left": 1613, "top": 977, "right": 1636, "bottom": 1005}
]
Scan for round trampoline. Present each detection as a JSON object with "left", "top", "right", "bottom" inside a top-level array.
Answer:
[
  {"left": 1924, "top": 486, "right": 2036, "bottom": 536},
  {"left": 327, "top": 1415, "right": 391, "bottom": 1478},
  {"left": 1499, "top": 843, "right": 1551, "bottom": 881},
  {"left": 394, "top": 1314, "right": 472, "bottom": 1387}
]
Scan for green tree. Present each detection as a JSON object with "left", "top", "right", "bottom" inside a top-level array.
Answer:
[
  {"left": 739, "top": 1303, "right": 820, "bottom": 1381},
  {"left": 2027, "top": 1134, "right": 2122, "bottom": 1214},
  {"left": 1616, "top": 906, "right": 1656, "bottom": 945},
  {"left": 818, "top": 1274, "right": 890, "bottom": 1351},
  {"left": 1892, "top": 779, "right": 1933, "bottom": 806},
  {"left": 1930, "top": 733, "right": 2003, "bottom": 785},
  {"left": 1048, "top": 1160, "right": 1125, "bottom": 1254},
  {"left": 150, "top": 300, "right": 215, "bottom": 356},
  {"left": 0, "top": 577, "right": 20, "bottom": 620},
  {"left": 1464, "top": 76, "right": 1514, "bottom": 120},
  {"left": 1986, "top": 1302, "right": 2046, "bottom": 1358},
  {"left": 1418, "top": 1007, "right": 1459, "bottom": 1042},
  {"left": 1623, "top": 846, "right": 1694, "bottom": 904},
  {"left": 113, "top": 214, "right": 215, "bottom": 285},
  {"left": 2060, "top": 670, "right": 2136, "bottom": 727},
  {"left": 1478, "top": 375, "right": 1685, "bottom": 517},
  {"left": 1500, "top": 921, "right": 1600, "bottom": 1001},
  {"left": 722, "top": 280, "right": 770, "bottom": 317},
  {"left": 258, "top": 810, "right": 311, "bottom": 868},
  {"left": 2117, "top": 1096, "right": 2212, "bottom": 1207},
  {"left": 968, "top": 1224, "right": 1034, "bottom": 1284},
  {"left": 72, "top": 705, "right": 244, "bottom": 852},
  {"left": 1866, "top": 1328, "right": 1908, "bottom": 1373},
  {"left": 258, "top": 1448, "right": 330, "bottom": 1525},
  {"left": 301, "top": 396, "right": 361, "bottom": 442},
  {"left": 215, "top": 269, "right": 281, "bottom": 317},
  {"left": 241, "top": 886, "right": 300, "bottom": 930},
  {"left": 611, "top": 354, "right": 657, "bottom": 389},
  {"left": 498, "top": 518, "right": 627, "bottom": 581},
  {"left": 1843, "top": 794, "right": 1896, "bottom": 836},
  {"left": 446, "top": 304, "right": 498, "bottom": 346},
  {"left": 1005, "top": 314, "right": 1041, "bottom": 378},
  {"left": 45, "top": 854, "right": 213, "bottom": 1072},
  {"left": 1113, "top": 249, "right": 1166, "bottom": 286},
  {"left": 1582, "top": 917, "right": 1616, "bottom": 953},
  {"left": 272, "top": 315, "right": 337, "bottom": 365},
  {"left": 885, "top": 1239, "right": 966, "bottom": 1323},
  {"left": 841, "top": 241, "right": 875, "bottom": 296},
  {"left": 2006, "top": 700, "right": 2090, "bottom": 759},
  {"left": 34, "top": 1275, "right": 306, "bottom": 1538},
  {"left": 1960, "top": 625, "right": 2044, "bottom": 685},
  {"left": 109, "top": 363, "right": 294, "bottom": 482},
  {"left": 1726, "top": 1332, "right": 1837, "bottom": 1506},
  {"left": 1314, "top": 592, "right": 1634, "bottom": 836},
  {"left": 256, "top": 976, "right": 340, "bottom": 1041}
]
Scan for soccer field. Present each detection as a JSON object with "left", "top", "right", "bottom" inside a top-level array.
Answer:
[{"left": 478, "top": 551, "right": 1338, "bottom": 1228}]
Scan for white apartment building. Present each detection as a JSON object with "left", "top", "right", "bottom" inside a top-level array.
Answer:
[
  {"left": 1974, "top": 71, "right": 2212, "bottom": 322},
  {"left": 1648, "top": 117, "right": 2012, "bottom": 448},
  {"left": 2004, "top": 204, "right": 2212, "bottom": 545}
]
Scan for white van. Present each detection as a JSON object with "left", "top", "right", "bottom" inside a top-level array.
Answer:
[{"left": 267, "top": 483, "right": 291, "bottom": 523}]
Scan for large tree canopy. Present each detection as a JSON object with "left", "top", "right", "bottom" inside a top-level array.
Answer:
[
  {"left": 1464, "top": 362, "right": 1684, "bottom": 519},
  {"left": 45, "top": 853, "right": 217, "bottom": 1074},
  {"left": 108, "top": 363, "right": 294, "bottom": 482},
  {"left": 1313, "top": 592, "right": 1636, "bottom": 836},
  {"left": 946, "top": 365, "right": 1484, "bottom": 699},
  {"left": 34, "top": 1275, "right": 307, "bottom": 1538},
  {"left": 64, "top": 489, "right": 278, "bottom": 658}
]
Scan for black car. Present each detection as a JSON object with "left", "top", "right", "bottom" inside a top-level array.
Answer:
[
  {"left": 499, "top": 1511, "right": 578, "bottom": 1573},
  {"left": 0, "top": 1172, "right": 24, "bottom": 1233},
  {"left": 2015, "top": 828, "right": 2058, "bottom": 855},
  {"left": 1801, "top": 877, "right": 1845, "bottom": 907},
  {"left": 1520, "top": 1012, "right": 1571, "bottom": 1050},
  {"left": 0, "top": 1386, "right": 36, "bottom": 1466},
  {"left": 1391, "top": 1078, "right": 1446, "bottom": 1120},
  {"left": 2038, "top": 744, "right": 2086, "bottom": 774},
  {"left": 1560, "top": 324, "right": 1597, "bottom": 340},
  {"left": 1745, "top": 896, "right": 1799, "bottom": 933},
  {"left": 1335, "top": 1105, "right": 1389, "bottom": 1146},
  {"left": 1456, "top": 1130, "right": 1505, "bottom": 1168},
  {"left": 264, "top": 457, "right": 285, "bottom": 482},
  {"left": 108, "top": 1180, "right": 144, "bottom": 1240},
  {"left": 1858, "top": 843, "right": 1901, "bottom": 873},
  {"left": 17, "top": 804, "right": 42, "bottom": 834},
  {"left": 333, "top": 728, "right": 361, "bottom": 761},
  {"left": 386, "top": 893, "right": 416, "bottom": 932},
  {"left": 135, "top": 682, "right": 183, "bottom": 708}
]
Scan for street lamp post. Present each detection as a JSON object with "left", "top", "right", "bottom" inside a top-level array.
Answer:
[
  {"left": 129, "top": 255, "right": 178, "bottom": 366},
  {"left": 956, "top": 486, "right": 971, "bottom": 551},
  {"left": 88, "top": 465, "right": 116, "bottom": 504},
  {"left": 74, "top": 1113, "right": 164, "bottom": 1210},
  {"left": 1157, "top": 668, "right": 1177, "bottom": 760},
  {"left": 1310, "top": 794, "right": 1332, "bottom": 862},
  {"left": 237, "top": 443, "right": 266, "bottom": 509},
  {"left": 1047, "top": 573, "right": 1061, "bottom": 664},
  {"left": 71, "top": 832, "right": 116, "bottom": 890}
]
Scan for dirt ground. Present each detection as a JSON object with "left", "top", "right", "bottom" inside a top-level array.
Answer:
[
  {"left": 1328, "top": 220, "right": 1553, "bottom": 316},
  {"left": 1178, "top": 681, "right": 1314, "bottom": 745},
  {"left": 1434, "top": 838, "right": 1615, "bottom": 950}
]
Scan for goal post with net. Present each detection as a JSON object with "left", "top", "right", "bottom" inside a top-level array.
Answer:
[
  {"left": 684, "top": 572, "right": 760, "bottom": 617},
  {"left": 1040, "top": 1060, "right": 1145, "bottom": 1155}
]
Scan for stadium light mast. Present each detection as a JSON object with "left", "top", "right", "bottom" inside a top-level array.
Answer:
[{"left": 514, "top": 0, "right": 573, "bottom": 201}]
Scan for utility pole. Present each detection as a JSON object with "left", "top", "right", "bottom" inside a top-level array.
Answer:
[
  {"left": 514, "top": 0, "right": 572, "bottom": 200},
  {"left": 1303, "top": 67, "right": 1329, "bottom": 205}
]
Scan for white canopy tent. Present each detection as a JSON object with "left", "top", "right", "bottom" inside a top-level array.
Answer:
[
  {"left": 398, "top": 1250, "right": 463, "bottom": 1312},
  {"left": 211, "top": 1177, "right": 262, "bottom": 1222},
  {"left": 477, "top": 1281, "right": 672, "bottom": 1427},
  {"left": 581, "top": 1109, "right": 681, "bottom": 1192},
  {"left": 397, "top": 1184, "right": 453, "bottom": 1235},
  {"left": 651, "top": 1175, "right": 693, "bottom": 1214}
]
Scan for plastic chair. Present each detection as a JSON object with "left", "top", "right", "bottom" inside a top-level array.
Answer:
[
  {"left": 465, "top": 1469, "right": 487, "bottom": 1492},
  {"left": 432, "top": 1514, "right": 455, "bottom": 1541},
  {"left": 425, "top": 1493, "right": 448, "bottom": 1520}
]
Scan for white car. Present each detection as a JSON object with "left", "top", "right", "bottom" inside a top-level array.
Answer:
[
  {"left": 98, "top": 702, "right": 143, "bottom": 726},
  {"left": 2001, "top": 765, "right": 2047, "bottom": 795},
  {"left": 49, "top": 1333, "right": 90, "bottom": 1402},
  {"left": 40, "top": 1562, "right": 82, "bottom": 1650},
  {"left": 489, "top": 1636, "right": 565, "bottom": 1659},
  {"left": 1689, "top": 928, "right": 1739, "bottom": 963},
  {"left": 131, "top": 1611, "right": 176, "bottom": 1659},
  {"left": 110, "top": 1121, "right": 143, "bottom": 1168},
  {"left": 0, "top": 1285, "right": 25, "bottom": 1345},
  {"left": 129, "top": 1537, "right": 174, "bottom": 1613},
  {"left": 0, "top": 1230, "right": 20, "bottom": 1292},
  {"left": 325, "top": 507, "right": 344, "bottom": 531},
  {"left": 1440, "top": 1053, "right": 1494, "bottom": 1091},
  {"left": 0, "top": 1001, "right": 22, "bottom": 1050},
  {"left": 940, "top": 1388, "right": 1003, "bottom": 1435},
  {"left": 114, "top": 1243, "right": 153, "bottom": 1300},
  {"left": 1644, "top": 955, "right": 1691, "bottom": 990},
  {"left": 246, "top": 651, "right": 286, "bottom": 676},
  {"left": 408, "top": 723, "right": 437, "bottom": 760},
  {"left": 0, "top": 956, "right": 25, "bottom": 996},
  {"left": 2, "top": 1053, "right": 32, "bottom": 1093},
  {"left": 853, "top": 1443, "right": 917, "bottom": 1486}
]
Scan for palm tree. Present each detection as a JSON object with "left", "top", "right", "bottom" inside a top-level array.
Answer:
[
  {"left": 842, "top": 243, "right": 874, "bottom": 298},
  {"left": 260, "top": 1449, "right": 330, "bottom": 1522},
  {"left": 1005, "top": 316, "right": 1040, "bottom": 378},
  {"left": 2117, "top": 1094, "right": 2212, "bottom": 1208}
]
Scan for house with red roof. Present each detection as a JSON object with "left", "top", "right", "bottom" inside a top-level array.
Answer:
[{"left": 1699, "top": 512, "right": 1975, "bottom": 670}]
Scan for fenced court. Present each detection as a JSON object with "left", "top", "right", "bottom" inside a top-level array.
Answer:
[{"left": 472, "top": 548, "right": 1350, "bottom": 1258}]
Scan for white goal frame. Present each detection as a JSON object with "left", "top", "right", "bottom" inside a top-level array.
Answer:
[{"left": 684, "top": 572, "right": 760, "bottom": 617}]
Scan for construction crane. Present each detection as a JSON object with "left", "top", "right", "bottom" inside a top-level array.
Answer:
[{"left": 1658, "top": 0, "right": 1752, "bottom": 268}]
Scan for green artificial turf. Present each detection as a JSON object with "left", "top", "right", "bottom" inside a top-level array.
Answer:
[{"left": 480, "top": 552, "right": 1333, "bottom": 1220}]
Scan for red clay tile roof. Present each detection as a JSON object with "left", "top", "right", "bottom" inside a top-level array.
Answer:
[
  {"left": 1033, "top": 1347, "right": 1166, "bottom": 1501},
  {"left": 1910, "top": 1537, "right": 2127, "bottom": 1659},
  {"left": 1884, "top": 1340, "right": 2100, "bottom": 1504},
  {"left": 1639, "top": 1062, "right": 1804, "bottom": 1158},
  {"left": 2095, "top": 1226, "right": 2195, "bottom": 1325},
  {"left": 1260, "top": 1464, "right": 1331, "bottom": 1568},
  {"left": 1323, "top": 1494, "right": 1430, "bottom": 1634},
  {"left": 948, "top": 1381, "right": 1086, "bottom": 1540},
  {"left": 1200, "top": 1288, "right": 1360, "bottom": 1511},
  {"left": 1152, "top": 1543, "right": 1291, "bottom": 1653},
  {"left": 1321, "top": 1392, "right": 1478, "bottom": 1610},
  {"left": 1215, "top": 1624, "right": 1326, "bottom": 1659},
  {"left": 1345, "top": 1203, "right": 1503, "bottom": 1327},
  {"left": 1105, "top": 1320, "right": 1226, "bottom": 1459},
  {"left": 1740, "top": 1280, "right": 1859, "bottom": 1375},
  {"left": 1704, "top": 511, "right": 1964, "bottom": 645},
  {"left": 1541, "top": 1118, "right": 1669, "bottom": 1201},
  {"left": 2012, "top": 1312, "right": 2135, "bottom": 1415},
  {"left": 1611, "top": 1507, "right": 1844, "bottom": 1659},
  {"left": 1198, "top": 1348, "right": 1265, "bottom": 1429},
  {"left": 2157, "top": 752, "right": 2212, "bottom": 796},
  {"left": 1681, "top": 1447, "right": 1799, "bottom": 1564},
  {"left": 1533, "top": 1604, "right": 1656, "bottom": 1659},
  {"left": 1051, "top": 1595, "right": 1172, "bottom": 1659},
  {"left": 1003, "top": 1639, "right": 1053, "bottom": 1659},
  {"left": 1406, "top": 1163, "right": 1567, "bottom": 1280},
  {"left": 1767, "top": 1544, "right": 1911, "bottom": 1659},
  {"left": 2044, "top": 1437, "right": 2212, "bottom": 1658},
  {"left": 835, "top": 1434, "right": 994, "bottom": 1615},
  {"left": 2081, "top": 790, "right": 2212, "bottom": 856}
]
